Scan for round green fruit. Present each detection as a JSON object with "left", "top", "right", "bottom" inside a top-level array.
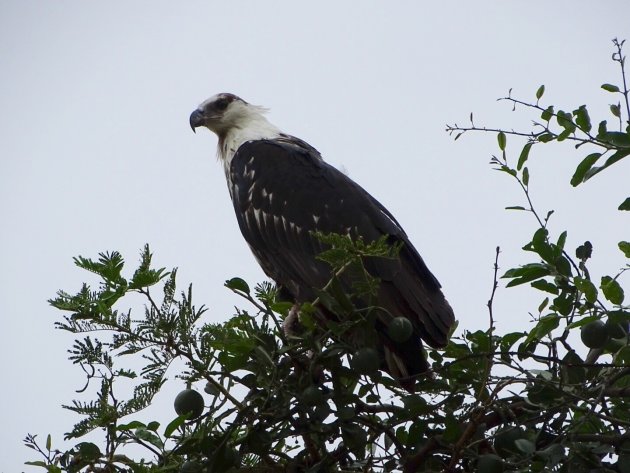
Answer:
[
  {"left": 581, "top": 320, "right": 609, "bottom": 349},
  {"left": 174, "top": 389, "right": 205, "bottom": 420},
  {"left": 351, "top": 347, "right": 380, "bottom": 375},
  {"left": 477, "top": 454, "right": 504, "bottom": 473},
  {"left": 300, "top": 386, "right": 324, "bottom": 406},
  {"left": 387, "top": 317, "right": 414, "bottom": 343}
]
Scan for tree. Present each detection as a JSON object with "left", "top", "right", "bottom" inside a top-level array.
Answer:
[{"left": 25, "top": 39, "right": 629, "bottom": 473}]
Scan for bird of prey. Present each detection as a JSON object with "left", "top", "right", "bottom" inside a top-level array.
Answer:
[{"left": 190, "top": 93, "right": 454, "bottom": 390}]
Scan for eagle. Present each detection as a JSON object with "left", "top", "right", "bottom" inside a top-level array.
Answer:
[{"left": 190, "top": 93, "right": 455, "bottom": 390}]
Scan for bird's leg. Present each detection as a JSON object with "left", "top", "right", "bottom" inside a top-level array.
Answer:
[
  {"left": 283, "top": 304, "right": 326, "bottom": 386},
  {"left": 283, "top": 303, "right": 303, "bottom": 338}
]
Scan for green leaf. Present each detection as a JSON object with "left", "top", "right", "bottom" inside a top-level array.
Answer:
[
  {"left": 541, "top": 106, "right": 554, "bottom": 121},
  {"left": 128, "top": 245, "right": 168, "bottom": 289},
  {"left": 517, "top": 142, "right": 533, "bottom": 170},
  {"left": 573, "top": 105, "right": 592, "bottom": 132},
  {"left": 554, "top": 255, "right": 572, "bottom": 277},
  {"left": 497, "top": 131, "right": 507, "bottom": 151},
  {"left": 225, "top": 277, "right": 250, "bottom": 294},
  {"left": 269, "top": 301, "right": 293, "bottom": 314},
  {"left": 500, "top": 331, "right": 527, "bottom": 351},
  {"left": 522, "top": 167, "right": 529, "bottom": 186},
  {"left": 117, "top": 420, "right": 146, "bottom": 431},
  {"left": 556, "top": 231, "right": 567, "bottom": 252},
  {"left": 505, "top": 206, "right": 526, "bottom": 211},
  {"left": 46, "top": 434, "right": 51, "bottom": 451},
  {"left": 134, "top": 429, "right": 162, "bottom": 449},
  {"left": 583, "top": 149, "right": 630, "bottom": 182},
  {"left": 619, "top": 198, "right": 630, "bottom": 211},
  {"left": 601, "top": 276, "right": 625, "bottom": 305},
  {"left": 501, "top": 263, "right": 550, "bottom": 279},
  {"left": 164, "top": 415, "right": 187, "bottom": 437},
  {"left": 574, "top": 277, "right": 598, "bottom": 304},
  {"left": 74, "top": 252, "right": 126, "bottom": 284},
  {"left": 536, "top": 84, "right": 545, "bottom": 100},
  {"left": 76, "top": 442, "right": 102, "bottom": 461},
  {"left": 553, "top": 291, "right": 574, "bottom": 315},
  {"left": 601, "top": 83, "right": 620, "bottom": 93},
  {"left": 538, "top": 297, "right": 549, "bottom": 313},
  {"left": 556, "top": 128, "right": 571, "bottom": 142},
  {"left": 503, "top": 263, "right": 551, "bottom": 287},
  {"left": 557, "top": 110, "right": 576, "bottom": 132},
  {"left": 538, "top": 133, "right": 554, "bottom": 143},
  {"left": 24, "top": 461, "right": 48, "bottom": 468},
  {"left": 619, "top": 241, "right": 630, "bottom": 257},
  {"left": 129, "top": 268, "right": 167, "bottom": 289},
  {"left": 567, "top": 315, "right": 599, "bottom": 329},
  {"left": 528, "top": 227, "right": 555, "bottom": 263},
  {"left": 498, "top": 164, "right": 517, "bottom": 177},
  {"left": 524, "top": 314, "right": 560, "bottom": 346},
  {"left": 611, "top": 103, "right": 621, "bottom": 118},
  {"left": 600, "top": 131, "right": 630, "bottom": 148},
  {"left": 531, "top": 279, "right": 559, "bottom": 294},
  {"left": 570, "top": 153, "right": 601, "bottom": 186},
  {"left": 147, "top": 421, "right": 160, "bottom": 432}
]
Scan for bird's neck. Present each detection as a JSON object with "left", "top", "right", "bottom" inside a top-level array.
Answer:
[{"left": 218, "top": 114, "right": 282, "bottom": 173}]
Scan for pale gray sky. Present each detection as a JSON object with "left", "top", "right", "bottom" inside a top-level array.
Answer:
[{"left": 1, "top": 2, "right": 629, "bottom": 471}]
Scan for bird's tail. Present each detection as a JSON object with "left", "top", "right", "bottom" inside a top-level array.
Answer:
[{"left": 382, "top": 336, "right": 430, "bottom": 393}]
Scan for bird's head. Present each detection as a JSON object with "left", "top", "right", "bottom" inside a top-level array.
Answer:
[
  {"left": 189, "top": 93, "right": 268, "bottom": 136},
  {"left": 190, "top": 93, "right": 281, "bottom": 163}
]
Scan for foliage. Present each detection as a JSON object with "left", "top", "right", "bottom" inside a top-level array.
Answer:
[{"left": 25, "top": 39, "right": 630, "bottom": 472}]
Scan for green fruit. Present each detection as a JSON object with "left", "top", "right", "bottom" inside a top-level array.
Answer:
[
  {"left": 581, "top": 320, "right": 609, "bottom": 348},
  {"left": 300, "top": 386, "right": 324, "bottom": 406},
  {"left": 477, "top": 454, "right": 504, "bottom": 473},
  {"left": 493, "top": 426, "right": 525, "bottom": 457},
  {"left": 351, "top": 347, "right": 380, "bottom": 375},
  {"left": 387, "top": 317, "right": 414, "bottom": 343},
  {"left": 174, "top": 389, "right": 205, "bottom": 420}
]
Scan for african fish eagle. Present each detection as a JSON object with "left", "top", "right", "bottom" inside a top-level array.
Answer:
[{"left": 189, "top": 93, "right": 455, "bottom": 390}]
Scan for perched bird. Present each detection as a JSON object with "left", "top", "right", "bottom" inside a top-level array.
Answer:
[{"left": 190, "top": 93, "right": 454, "bottom": 390}]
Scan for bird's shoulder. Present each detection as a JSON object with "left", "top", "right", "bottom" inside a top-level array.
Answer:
[
  {"left": 230, "top": 136, "right": 357, "bottom": 201},
  {"left": 231, "top": 136, "right": 328, "bottom": 180}
]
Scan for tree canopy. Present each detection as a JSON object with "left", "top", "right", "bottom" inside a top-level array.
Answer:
[{"left": 25, "top": 39, "right": 630, "bottom": 473}]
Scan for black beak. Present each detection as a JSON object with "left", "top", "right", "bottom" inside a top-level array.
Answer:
[{"left": 189, "top": 109, "right": 205, "bottom": 133}]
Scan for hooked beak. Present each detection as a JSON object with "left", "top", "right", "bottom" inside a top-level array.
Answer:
[{"left": 189, "top": 109, "right": 205, "bottom": 133}]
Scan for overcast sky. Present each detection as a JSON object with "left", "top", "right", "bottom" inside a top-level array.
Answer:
[{"left": 1, "top": 2, "right": 629, "bottom": 471}]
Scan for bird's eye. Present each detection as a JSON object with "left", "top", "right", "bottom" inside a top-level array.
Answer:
[{"left": 215, "top": 98, "right": 229, "bottom": 111}]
